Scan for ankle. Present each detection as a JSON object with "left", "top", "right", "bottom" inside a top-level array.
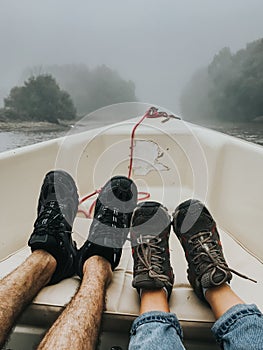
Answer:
[
  {"left": 205, "top": 283, "right": 231, "bottom": 301},
  {"left": 27, "top": 250, "right": 57, "bottom": 286},
  {"left": 32, "top": 250, "right": 57, "bottom": 268},
  {"left": 79, "top": 241, "right": 121, "bottom": 276},
  {"left": 140, "top": 289, "right": 170, "bottom": 314},
  {"left": 83, "top": 256, "right": 113, "bottom": 286},
  {"left": 205, "top": 283, "right": 244, "bottom": 319}
]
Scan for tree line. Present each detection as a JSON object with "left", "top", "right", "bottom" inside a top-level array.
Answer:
[
  {"left": 0, "top": 64, "right": 137, "bottom": 123},
  {"left": 180, "top": 38, "right": 263, "bottom": 122}
]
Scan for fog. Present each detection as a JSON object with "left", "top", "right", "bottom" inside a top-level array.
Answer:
[{"left": 0, "top": 0, "right": 263, "bottom": 114}]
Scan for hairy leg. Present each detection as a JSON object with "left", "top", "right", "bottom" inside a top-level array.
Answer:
[
  {"left": 0, "top": 250, "right": 56, "bottom": 348},
  {"left": 205, "top": 283, "right": 244, "bottom": 320},
  {"left": 38, "top": 256, "right": 112, "bottom": 350}
]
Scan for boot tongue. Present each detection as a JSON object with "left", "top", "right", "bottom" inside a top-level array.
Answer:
[
  {"left": 132, "top": 206, "right": 170, "bottom": 238},
  {"left": 110, "top": 177, "right": 137, "bottom": 202},
  {"left": 181, "top": 208, "right": 214, "bottom": 235}
]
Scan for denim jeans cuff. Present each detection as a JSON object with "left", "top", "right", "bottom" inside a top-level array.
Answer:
[
  {"left": 130, "top": 311, "right": 183, "bottom": 340},
  {"left": 211, "top": 303, "right": 262, "bottom": 343}
]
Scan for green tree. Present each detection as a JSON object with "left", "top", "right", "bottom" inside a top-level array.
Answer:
[
  {"left": 86, "top": 65, "right": 137, "bottom": 113},
  {"left": 3, "top": 75, "right": 76, "bottom": 123},
  {"left": 23, "top": 64, "right": 137, "bottom": 116},
  {"left": 181, "top": 38, "right": 263, "bottom": 122},
  {"left": 180, "top": 67, "right": 215, "bottom": 121}
]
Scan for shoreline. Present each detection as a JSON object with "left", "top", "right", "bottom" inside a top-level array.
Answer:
[
  {"left": 0, "top": 121, "right": 72, "bottom": 132},
  {"left": 0, "top": 119, "right": 262, "bottom": 153}
]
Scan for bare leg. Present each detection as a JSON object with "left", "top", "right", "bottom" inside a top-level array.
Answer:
[
  {"left": 38, "top": 256, "right": 112, "bottom": 350},
  {"left": 140, "top": 289, "right": 170, "bottom": 314},
  {"left": 129, "top": 202, "right": 185, "bottom": 350},
  {"left": 0, "top": 250, "right": 56, "bottom": 348},
  {"left": 129, "top": 288, "right": 185, "bottom": 350},
  {"left": 205, "top": 283, "right": 244, "bottom": 320}
]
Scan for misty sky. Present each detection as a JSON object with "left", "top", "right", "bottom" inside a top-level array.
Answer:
[{"left": 0, "top": 0, "right": 263, "bottom": 114}]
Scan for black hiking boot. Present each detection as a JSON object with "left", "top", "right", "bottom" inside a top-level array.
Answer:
[
  {"left": 28, "top": 170, "right": 79, "bottom": 285},
  {"left": 172, "top": 199, "right": 256, "bottom": 302},
  {"left": 77, "top": 176, "right": 138, "bottom": 276},
  {"left": 131, "top": 201, "right": 174, "bottom": 299}
]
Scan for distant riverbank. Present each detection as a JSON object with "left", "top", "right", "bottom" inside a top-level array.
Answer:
[
  {"left": 0, "top": 121, "right": 72, "bottom": 152},
  {"left": 0, "top": 120, "right": 71, "bottom": 132}
]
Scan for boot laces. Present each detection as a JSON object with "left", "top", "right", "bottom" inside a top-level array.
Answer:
[
  {"left": 135, "top": 235, "right": 172, "bottom": 285},
  {"left": 35, "top": 201, "right": 70, "bottom": 233},
  {"left": 92, "top": 204, "right": 130, "bottom": 247},
  {"left": 96, "top": 204, "right": 128, "bottom": 228},
  {"left": 189, "top": 231, "right": 257, "bottom": 283}
]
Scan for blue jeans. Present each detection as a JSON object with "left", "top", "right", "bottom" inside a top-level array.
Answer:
[{"left": 129, "top": 304, "right": 263, "bottom": 350}]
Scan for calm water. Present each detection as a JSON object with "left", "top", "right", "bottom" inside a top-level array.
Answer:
[
  {"left": 202, "top": 121, "right": 263, "bottom": 147},
  {"left": 0, "top": 119, "right": 110, "bottom": 153},
  {"left": 0, "top": 120, "right": 263, "bottom": 153}
]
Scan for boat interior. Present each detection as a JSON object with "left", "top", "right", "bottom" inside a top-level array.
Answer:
[{"left": 1, "top": 113, "right": 262, "bottom": 349}]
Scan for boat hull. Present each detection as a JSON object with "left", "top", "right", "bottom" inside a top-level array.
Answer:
[{"left": 1, "top": 117, "right": 262, "bottom": 349}]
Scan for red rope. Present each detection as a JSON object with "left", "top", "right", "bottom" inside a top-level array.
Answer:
[
  {"left": 79, "top": 189, "right": 101, "bottom": 205},
  {"left": 127, "top": 114, "right": 148, "bottom": 178},
  {"left": 78, "top": 107, "right": 169, "bottom": 218},
  {"left": 138, "top": 191, "right": 151, "bottom": 201},
  {"left": 128, "top": 107, "right": 164, "bottom": 178},
  {"left": 78, "top": 189, "right": 101, "bottom": 218}
]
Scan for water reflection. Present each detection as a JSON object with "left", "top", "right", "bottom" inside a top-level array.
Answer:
[
  {"left": 201, "top": 122, "right": 263, "bottom": 147},
  {"left": 0, "top": 130, "right": 67, "bottom": 152}
]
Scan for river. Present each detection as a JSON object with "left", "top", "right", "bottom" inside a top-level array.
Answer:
[
  {"left": 197, "top": 121, "right": 263, "bottom": 146},
  {"left": 0, "top": 119, "right": 262, "bottom": 153}
]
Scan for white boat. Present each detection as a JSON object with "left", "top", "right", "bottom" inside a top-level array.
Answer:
[{"left": 1, "top": 104, "right": 262, "bottom": 349}]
